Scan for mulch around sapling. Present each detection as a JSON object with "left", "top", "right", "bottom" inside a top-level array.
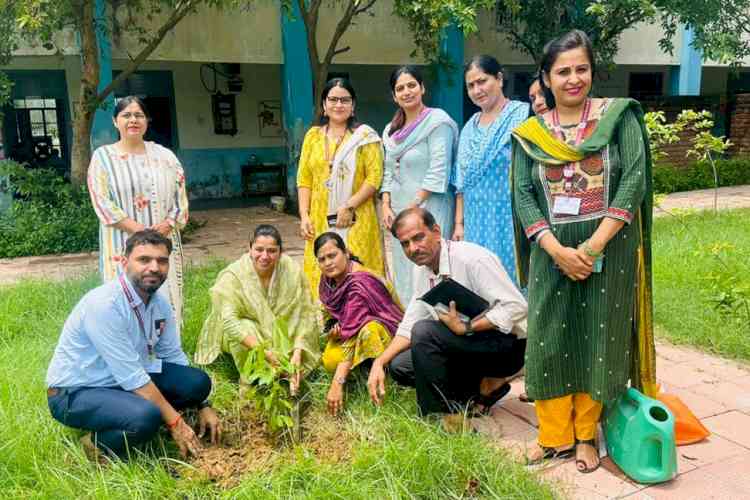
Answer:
[{"left": 182, "top": 402, "right": 354, "bottom": 489}]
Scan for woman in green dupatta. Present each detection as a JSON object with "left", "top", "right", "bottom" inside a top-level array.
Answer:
[
  {"left": 194, "top": 225, "right": 320, "bottom": 394},
  {"left": 511, "top": 30, "right": 656, "bottom": 473}
]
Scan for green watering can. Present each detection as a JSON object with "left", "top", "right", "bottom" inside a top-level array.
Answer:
[{"left": 604, "top": 387, "right": 677, "bottom": 484}]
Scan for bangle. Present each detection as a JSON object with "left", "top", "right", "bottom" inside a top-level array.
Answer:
[
  {"left": 167, "top": 414, "right": 181, "bottom": 430},
  {"left": 583, "top": 240, "right": 603, "bottom": 257}
]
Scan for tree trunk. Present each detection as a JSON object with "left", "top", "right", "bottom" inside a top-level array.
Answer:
[{"left": 70, "top": 0, "right": 100, "bottom": 186}]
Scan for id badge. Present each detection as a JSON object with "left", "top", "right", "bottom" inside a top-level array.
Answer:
[
  {"left": 553, "top": 196, "right": 581, "bottom": 215},
  {"left": 145, "top": 357, "right": 163, "bottom": 374}
]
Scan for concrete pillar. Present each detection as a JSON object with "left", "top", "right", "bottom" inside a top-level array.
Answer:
[
  {"left": 669, "top": 26, "right": 702, "bottom": 96},
  {"left": 280, "top": 2, "right": 314, "bottom": 200},
  {"left": 90, "top": 0, "right": 117, "bottom": 148},
  {"left": 430, "top": 25, "right": 464, "bottom": 125}
]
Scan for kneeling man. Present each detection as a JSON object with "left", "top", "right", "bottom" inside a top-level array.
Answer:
[
  {"left": 46, "top": 230, "right": 220, "bottom": 460},
  {"left": 368, "top": 208, "right": 528, "bottom": 415}
]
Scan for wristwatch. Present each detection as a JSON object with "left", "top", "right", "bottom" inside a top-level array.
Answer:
[{"left": 462, "top": 319, "right": 474, "bottom": 336}]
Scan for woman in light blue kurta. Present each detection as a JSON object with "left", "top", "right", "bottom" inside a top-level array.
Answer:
[
  {"left": 453, "top": 56, "right": 528, "bottom": 285},
  {"left": 381, "top": 65, "right": 459, "bottom": 304}
]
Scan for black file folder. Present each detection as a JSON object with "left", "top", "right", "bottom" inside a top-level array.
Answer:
[{"left": 419, "top": 278, "right": 489, "bottom": 320}]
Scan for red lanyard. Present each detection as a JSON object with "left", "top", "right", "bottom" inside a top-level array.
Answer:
[
  {"left": 552, "top": 98, "right": 591, "bottom": 146},
  {"left": 119, "top": 275, "right": 156, "bottom": 360}
]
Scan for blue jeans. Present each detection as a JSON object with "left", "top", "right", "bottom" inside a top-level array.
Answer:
[{"left": 47, "top": 362, "right": 211, "bottom": 458}]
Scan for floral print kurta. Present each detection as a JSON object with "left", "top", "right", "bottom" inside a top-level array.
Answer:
[{"left": 87, "top": 141, "right": 189, "bottom": 327}]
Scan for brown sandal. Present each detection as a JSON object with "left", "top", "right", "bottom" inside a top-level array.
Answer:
[{"left": 575, "top": 439, "right": 601, "bottom": 473}]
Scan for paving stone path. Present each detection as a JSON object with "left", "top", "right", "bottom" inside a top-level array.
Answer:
[{"left": 1, "top": 186, "right": 749, "bottom": 498}]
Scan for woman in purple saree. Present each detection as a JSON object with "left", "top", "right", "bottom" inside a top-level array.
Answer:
[{"left": 315, "top": 232, "right": 403, "bottom": 415}]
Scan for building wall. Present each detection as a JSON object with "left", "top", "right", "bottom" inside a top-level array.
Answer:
[{"left": 10, "top": 2, "right": 696, "bottom": 67}]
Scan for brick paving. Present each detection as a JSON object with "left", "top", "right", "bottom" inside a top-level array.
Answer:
[
  {"left": 482, "top": 341, "right": 750, "bottom": 499},
  {"left": 2, "top": 188, "right": 750, "bottom": 497}
]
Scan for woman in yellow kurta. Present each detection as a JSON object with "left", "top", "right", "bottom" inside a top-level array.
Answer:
[{"left": 297, "top": 77, "right": 384, "bottom": 299}]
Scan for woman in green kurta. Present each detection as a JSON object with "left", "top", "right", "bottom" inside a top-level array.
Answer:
[
  {"left": 194, "top": 225, "right": 320, "bottom": 394},
  {"left": 511, "top": 30, "right": 656, "bottom": 473}
]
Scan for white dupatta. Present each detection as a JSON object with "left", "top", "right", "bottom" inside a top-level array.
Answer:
[{"left": 327, "top": 124, "right": 381, "bottom": 239}]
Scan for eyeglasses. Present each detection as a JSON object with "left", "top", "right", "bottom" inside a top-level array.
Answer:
[
  {"left": 326, "top": 96, "right": 353, "bottom": 105},
  {"left": 119, "top": 112, "right": 147, "bottom": 121}
]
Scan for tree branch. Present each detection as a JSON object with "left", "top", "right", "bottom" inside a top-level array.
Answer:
[
  {"left": 96, "top": 0, "right": 198, "bottom": 104},
  {"left": 322, "top": 0, "right": 359, "bottom": 67},
  {"left": 354, "top": 0, "right": 377, "bottom": 16},
  {"left": 332, "top": 45, "right": 351, "bottom": 56}
]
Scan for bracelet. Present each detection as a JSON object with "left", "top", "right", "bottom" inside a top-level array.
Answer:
[
  {"left": 167, "top": 414, "right": 182, "bottom": 430},
  {"left": 582, "top": 240, "right": 603, "bottom": 258},
  {"left": 334, "top": 375, "right": 347, "bottom": 385},
  {"left": 198, "top": 399, "right": 212, "bottom": 410}
]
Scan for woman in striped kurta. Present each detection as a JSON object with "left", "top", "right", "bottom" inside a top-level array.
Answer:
[
  {"left": 511, "top": 31, "right": 655, "bottom": 473},
  {"left": 88, "top": 96, "right": 189, "bottom": 328}
]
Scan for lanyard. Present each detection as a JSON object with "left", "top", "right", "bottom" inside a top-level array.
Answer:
[
  {"left": 119, "top": 275, "right": 157, "bottom": 360},
  {"left": 551, "top": 97, "right": 591, "bottom": 146}
]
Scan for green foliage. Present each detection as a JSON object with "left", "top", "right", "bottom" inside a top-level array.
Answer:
[
  {"left": 393, "top": 0, "right": 494, "bottom": 62},
  {"left": 652, "top": 158, "right": 750, "bottom": 194},
  {"left": 493, "top": 0, "right": 750, "bottom": 69},
  {"left": 241, "top": 341, "right": 297, "bottom": 436},
  {"left": 0, "top": 161, "right": 99, "bottom": 258},
  {"left": 696, "top": 242, "right": 750, "bottom": 332},
  {"left": 653, "top": 209, "right": 750, "bottom": 360},
  {"left": 0, "top": 267, "right": 555, "bottom": 498}
]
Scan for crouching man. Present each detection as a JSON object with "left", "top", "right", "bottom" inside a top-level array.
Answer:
[
  {"left": 46, "top": 230, "right": 220, "bottom": 461},
  {"left": 368, "top": 208, "right": 528, "bottom": 416}
]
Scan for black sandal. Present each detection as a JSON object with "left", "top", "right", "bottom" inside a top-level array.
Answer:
[
  {"left": 473, "top": 382, "right": 511, "bottom": 415},
  {"left": 526, "top": 444, "right": 575, "bottom": 465},
  {"left": 575, "top": 439, "right": 601, "bottom": 473}
]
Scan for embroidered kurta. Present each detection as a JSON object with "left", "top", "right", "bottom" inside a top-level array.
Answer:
[
  {"left": 297, "top": 126, "right": 384, "bottom": 299},
  {"left": 87, "top": 141, "right": 188, "bottom": 327},
  {"left": 511, "top": 98, "right": 655, "bottom": 404},
  {"left": 382, "top": 109, "right": 458, "bottom": 304},
  {"left": 454, "top": 101, "right": 529, "bottom": 284},
  {"left": 194, "top": 253, "right": 320, "bottom": 382}
]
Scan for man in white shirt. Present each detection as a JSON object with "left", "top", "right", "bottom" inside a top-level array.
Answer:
[{"left": 368, "top": 208, "right": 528, "bottom": 415}]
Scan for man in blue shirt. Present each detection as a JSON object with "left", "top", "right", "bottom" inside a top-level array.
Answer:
[{"left": 46, "top": 230, "right": 221, "bottom": 461}]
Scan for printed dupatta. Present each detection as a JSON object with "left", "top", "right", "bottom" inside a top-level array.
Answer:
[
  {"left": 455, "top": 100, "right": 529, "bottom": 191},
  {"left": 327, "top": 124, "right": 381, "bottom": 239},
  {"left": 510, "top": 98, "right": 657, "bottom": 398}
]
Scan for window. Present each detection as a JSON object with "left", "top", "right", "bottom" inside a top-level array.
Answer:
[
  {"left": 629, "top": 73, "right": 664, "bottom": 100},
  {"left": 13, "top": 97, "right": 61, "bottom": 149}
]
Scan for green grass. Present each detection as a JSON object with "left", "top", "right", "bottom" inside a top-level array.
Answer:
[
  {"left": 0, "top": 263, "right": 554, "bottom": 499},
  {"left": 652, "top": 208, "right": 750, "bottom": 361}
]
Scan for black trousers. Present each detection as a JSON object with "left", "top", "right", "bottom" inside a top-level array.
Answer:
[{"left": 392, "top": 319, "right": 526, "bottom": 415}]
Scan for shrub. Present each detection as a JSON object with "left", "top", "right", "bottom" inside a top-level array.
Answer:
[
  {"left": 0, "top": 161, "right": 99, "bottom": 258},
  {"left": 653, "top": 158, "right": 750, "bottom": 193}
]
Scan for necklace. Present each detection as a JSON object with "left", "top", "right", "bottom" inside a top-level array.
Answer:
[
  {"left": 323, "top": 125, "right": 346, "bottom": 168},
  {"left": 551, "top": 98, "right": 591, "bottom": 146}
]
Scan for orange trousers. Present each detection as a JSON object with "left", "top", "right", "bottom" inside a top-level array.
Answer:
[{"left": 535, "top": 393, "right": 602, "bottom": 447}]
